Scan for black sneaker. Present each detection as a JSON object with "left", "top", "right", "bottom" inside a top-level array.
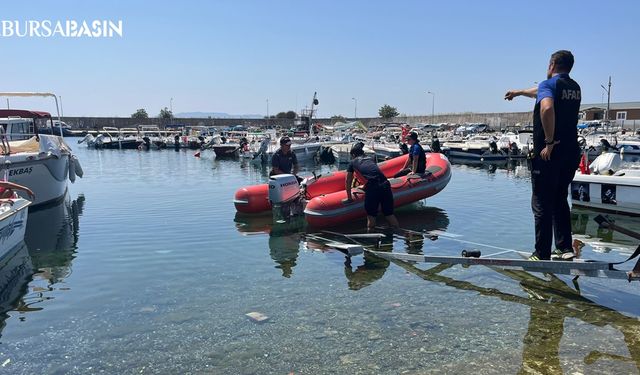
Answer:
[
  {"left": 528, "top": 254, "right": 541, "bottom": 261},
  {"left": 551, "top": 249, "right": 575, "bottom": 261}
]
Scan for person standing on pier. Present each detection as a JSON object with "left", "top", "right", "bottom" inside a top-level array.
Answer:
[{"left": 504, "top": 50, "right": 582, "bottom": 261}]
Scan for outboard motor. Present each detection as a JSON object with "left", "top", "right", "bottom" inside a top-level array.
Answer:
[
  {"left": 509, "top": 142, "right": 519, "bottom": 156},
  {"left": 268, "top": 174, "right": 303, "bottom": 221},
  {"left": 489, "top": 140, "right": 499, "bottom": 154},
  {"left": 142, "top": 136, "right": 151, "bottom": 151},
  {"left": 399, "top": 143, "right": 409, "bottom": 155},
  {"left": 600, "top": 138, "right": 617, "bottom": 152},
  {"left": 430, "top": 137, "right": 442, "bottom": 153},
  {"left": 253, "top": 138, "right": 271, "bottom": 163},
  {"left": 174, "top": 134, "right": 180, "bottom": 151}
]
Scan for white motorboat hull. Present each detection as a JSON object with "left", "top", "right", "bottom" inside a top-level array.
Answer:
[
  {"left": 253, "top": 143, "right": 322, "bottom": 164},
  {"left": 1, "top": 135, "right": 79, "bottom": 207},
  {"left": 0, "top": 198, "right": 30, "bottom": 259},
  {"left": 445, "top": 148, "right": 509, "bottom": 161},
  {"left": 330, "top": 144, "right": 375, "bottom": 163},
  {"left": 571, "top": 170, "right": 640, "bottom": 215},
  {"left": 1, "top": 154, "right": 69, "bottom": 206}
]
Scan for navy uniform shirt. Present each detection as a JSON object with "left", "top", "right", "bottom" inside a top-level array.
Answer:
[
  {"left": 533, "top": 73, "right": 581, "bottom": 157},
  {"left": 409, "top": 143, "right": 426, "bottom": 173},
  {"left": 347, "top": 156, "right": 387, "bottom": 188},
  {"left": 271, "top": 148, "right": 298, "bottom": 174}
]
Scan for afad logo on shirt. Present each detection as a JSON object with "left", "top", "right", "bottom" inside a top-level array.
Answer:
[{"left": 561, "top": 89, "right": 581, "bottom": 100}]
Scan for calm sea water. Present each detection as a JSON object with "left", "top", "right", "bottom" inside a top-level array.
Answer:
[{"left": 1, "top": 146, "right": 640, "bottom": 374}]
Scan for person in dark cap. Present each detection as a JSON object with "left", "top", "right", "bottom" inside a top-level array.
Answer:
[
  {"left": 270, "top": 136, "right": 299, "bottom": 177},
  {"left": 394, "top": 131, "right": 426, "bottom": 178},
  {"left": 346, "top": 142, "right": 399, "bottom": 229}
]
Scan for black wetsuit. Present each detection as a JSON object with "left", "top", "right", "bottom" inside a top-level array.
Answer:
[
  {"left": 348, "top": 156, "right": 394, "bottom": 217},
  {"left": 531, "top": 73, "right": 581, "bottom": 259}
]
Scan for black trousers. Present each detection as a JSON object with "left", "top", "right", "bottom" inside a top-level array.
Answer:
[{"left": 530, "top": 153, "right": 580, "bottom": 259}]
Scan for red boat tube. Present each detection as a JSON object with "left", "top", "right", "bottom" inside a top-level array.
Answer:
[
  {"left": 234, "top": 154, "right": 410, "bottom": 214},
  {"left": 304, "top": 153, "right": 451, "bottom": 228}
]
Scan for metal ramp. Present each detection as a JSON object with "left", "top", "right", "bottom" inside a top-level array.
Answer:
[{"left": 305, "top": 214, "right": 640, "bottom": 283}]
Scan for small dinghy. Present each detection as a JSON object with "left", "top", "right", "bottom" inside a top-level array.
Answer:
[
  {"left": 304, "top": 153, "right": 451, "bottom": 227},
  {"left": 234, "top": 154, "right": 410, "bottom": 214}
]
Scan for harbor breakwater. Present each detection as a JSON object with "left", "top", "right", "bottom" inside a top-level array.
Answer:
[{"left": 60, "top": 111, "right": 533, "bottom": 130}]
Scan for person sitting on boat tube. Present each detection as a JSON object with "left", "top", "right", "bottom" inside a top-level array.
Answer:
[
  {"left": 346, "top": 142, "right": 399, "bottom": 229},
  {"left": 394, "top": 132, "right": 426, "bottom": 178},
  {"left": 270, "top": 137, "right": 302, "bottom": 182}
]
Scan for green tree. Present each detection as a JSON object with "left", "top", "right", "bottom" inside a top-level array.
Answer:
[
  {"left": 159, "top": 107, "right": 173, "bottom": 119},
  {"left": 285, "top": 110, "right": 296, "bottom": 119},
  {"left": 378, "top": 104, "right": 399, "bottom": 119},
  {"left": 276, "top": 111, "right": 297, "bottom": 119},
  {"left": 131, "top": 108, "right": 148, "bottom": 119}
]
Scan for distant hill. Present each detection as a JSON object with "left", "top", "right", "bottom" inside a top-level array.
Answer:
[{"left": 174, "top": 112, "right": 262, "bottom": 119}]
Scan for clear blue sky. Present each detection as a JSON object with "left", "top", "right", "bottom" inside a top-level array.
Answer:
[{"left": 2, "top": 0, "right": 639, "bottom": 118}]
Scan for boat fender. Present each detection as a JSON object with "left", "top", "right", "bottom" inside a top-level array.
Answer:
[
  {"left": 73, "top": 155, "right": 84, "bottom": 178},
  {"left": 68, "top": 156, "right": 76, "bottom": 183}
]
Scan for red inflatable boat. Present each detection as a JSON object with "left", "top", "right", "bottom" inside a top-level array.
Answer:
[
  {"left": 304, "top": 153, "right": 451, "bottom": 228},
  {"left": 234, "top": 154, "right": 410, "bottom": 214}
]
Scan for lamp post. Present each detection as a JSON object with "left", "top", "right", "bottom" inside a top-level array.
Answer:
[
  {"left": 351, "top": 97, "right": 357, "bottom": 119},
  {"left": 601, "top": 76, "right": 611, "bottom": 122},
  {"left": 266, "top": 98, "right": 269, "bottom": 128},
  {"left": 427, "top": 91, "right": 435, "bottom": 121}
]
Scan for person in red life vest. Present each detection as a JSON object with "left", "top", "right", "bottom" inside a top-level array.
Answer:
[{"left": 401, "top": 124, "right": 410, "bottom": 141}]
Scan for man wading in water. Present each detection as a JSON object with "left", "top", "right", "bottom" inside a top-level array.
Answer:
[
  {"left": 505, "top": 50, "right": 582, "bottom": 261},
  {"left": 346, "top": 142, "right": 399, "bottom": 230}
]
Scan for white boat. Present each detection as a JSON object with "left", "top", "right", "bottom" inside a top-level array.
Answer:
[
  {"left": 330, "top": 143, "right": 376, "bottom": 163},
  {"left": 443, "top": 135, "right": 510, "bottom": 160},
  {"left": 571, "top": 152, "right": 640, "bottom": 215},
  {"left": 617, "top": 137, "right": 640, "bottom": 155},
  {"left": 0, "top": 106, "right": 83, "bottom": 207},
  {"left": 0, "top": 194, "right": 30, "bottom": 259}
]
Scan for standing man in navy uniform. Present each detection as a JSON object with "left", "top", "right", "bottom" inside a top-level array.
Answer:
[
  {"left": 505, "top": 50, "right": 582, "bottom": 261},
  {"left": 270, "top": 136, "right": 300, "bottom": 180}
]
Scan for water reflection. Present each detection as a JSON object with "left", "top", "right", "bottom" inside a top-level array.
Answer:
[
  {"left": 571, "top": 206, "right": 640, "bottom": 249},
  {"left": 26, "top": 194, "right": 85, "bottom": 283},
  {"left": 0, "top": 195, "right": 85, "bottom": 338},
  {"left": 234, "top": 205, "right": 449, "bottom": 288},
  {"left": 448, "top": 156, "right": 529, "bottom": 174},
  {"left": 390, "top": 260, "right": 640, "bottom": 373},
  {"left": 0, "top": 244, "right": 32, "bottom": 339}
]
